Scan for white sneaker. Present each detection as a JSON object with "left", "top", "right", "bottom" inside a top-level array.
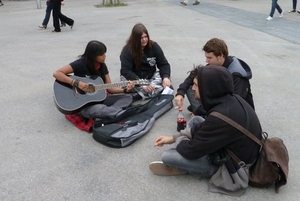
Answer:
[
  {"left": 180, "top": 1, "right": 187, "bottom": 5},
  {"left": 279, "top": 10, "right": 284, "bottom": 17},
  {"left": 149, "top": 161, "right": 187, "bottom": 176},
  {"left": 266, "top": 16, "right": 273, "bottom": 20}
]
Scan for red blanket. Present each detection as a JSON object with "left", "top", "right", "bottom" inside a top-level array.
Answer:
[{"left": 65, "top": 114, "right": 94, "bottom": 133}]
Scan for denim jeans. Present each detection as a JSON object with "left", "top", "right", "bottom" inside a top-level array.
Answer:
[
  {"left": 42, "top": 1, "right": 65, "bottom": 26},
  {"left": 293, "top": 0, "right": 297, "bottom": 10},
  {"left": 162, "top": 149, "right": 219, "bottom": 177},
  {"left": 186, "top": 86, "right": 201, "bottom": 112},
  {"left": 186, "top": 115, "right": 204, "bottom": 129},
  {"left": 269, "top": 0, "right": 282, "bottom": 17},
  {"left": 161, "top": 116, "right": 219, "bottom": 177}
]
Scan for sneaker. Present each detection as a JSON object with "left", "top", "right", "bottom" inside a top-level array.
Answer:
[
  {"left": 279, "top": 10, "right": 284, "bottom": 17},
  {"left": 288, "top": 9, "right": 296, "bottom": 13},
  {"left": 298, "top": 10, "right": 300, "bottom": 14},
  {"left": 193, "top": 0, "right": 200, "bottom": 5},
  {"left": 180, "top": 1, "right": 187, "bottom": 5},
  {"left": 266, "top": 16, "right": 273, "bottom": 20},
  {"left": 149, "top": 161, "right": 187, "bottom": 176}
]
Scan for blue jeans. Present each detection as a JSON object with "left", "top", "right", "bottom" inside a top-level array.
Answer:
[
  {"left": 186, "top": 86, "right": 201, "bottom": 112},
  {"left": 293, "top": 0, "right": 297, "bottom": 10},
  {"left": 269, "top": 0, "right": 282, "bottom": 17},
  {"left": 42, "top": 1, "right": 65, "bottom": 26},
  {"left": 161, "top": 116, "right": 219, "bottom": 177},
  {"left": 186, "top": 115, "right": 204, "bottom": 129},
  {"left": 162, "top": 149, "right": 219, "bottom": 177}
]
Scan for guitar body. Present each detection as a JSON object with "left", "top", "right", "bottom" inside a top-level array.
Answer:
[{"left": 53, "top": 75, "right": 107, "bottom": 114}]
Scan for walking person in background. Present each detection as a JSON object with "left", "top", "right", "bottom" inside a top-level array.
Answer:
[
  {"left": 288, "top": 0, "right": 299, "bottom": 13},
  {"left": 52, "top": 0, "right": 74, "bottom": 32},
  {"left": 180, "top": 0, "right": 200, "bottom": 5},
  {"left": 0, "top": 0, "right": 4, "bottom": 6},
  {"left": 39, "top": 0, "right": 66, "bottom": 29},
  {"left": 266, "top": 0, "right": 284, "bottom": 20}
]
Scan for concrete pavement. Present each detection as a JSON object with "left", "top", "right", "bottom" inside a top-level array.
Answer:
[{"left": 0, "top": 0, "right": 300, "bottom": 200}]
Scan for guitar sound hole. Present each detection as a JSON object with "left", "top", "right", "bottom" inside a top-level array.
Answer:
[{"left": 86, "top": 85, "right": 96, "bottom": 93}]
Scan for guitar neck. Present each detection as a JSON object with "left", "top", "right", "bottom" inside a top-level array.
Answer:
[{"left": 95, "top": 80, "right": 140, "bottom": 91}]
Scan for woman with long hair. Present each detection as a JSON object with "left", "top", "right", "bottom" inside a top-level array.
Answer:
[
  {"left": 53, "top": 40, "right": 135, "bottom": 120},
  {"left": 120, "top": 23, "right": 172, "bottom": 100}
]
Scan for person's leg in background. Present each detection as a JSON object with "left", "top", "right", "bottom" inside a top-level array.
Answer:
[
  {"left": 39, "top": 1, "right": 52, "bottom": 29},
  {"left": 52, "top": 0, "right": 61, "bottom": 32}
]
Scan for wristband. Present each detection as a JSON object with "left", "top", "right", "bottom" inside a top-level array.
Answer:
[
  {"left": 123, "top": 88, "right": 127, "bottom": 93},
  {"left": 73, "top": 79, "right": 80, "bottom": 88}
]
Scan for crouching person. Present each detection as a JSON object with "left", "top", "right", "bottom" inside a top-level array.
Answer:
[{"left": 149, "top": 65, "right": 262, "bottom": 196}]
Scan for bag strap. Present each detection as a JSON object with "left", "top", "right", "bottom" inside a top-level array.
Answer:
[
  {"left": 210, "top": 111, "right": 262, "bottom": 146},
  {"left": 225, "top": 148, "right": 246, "bottom": 167}
]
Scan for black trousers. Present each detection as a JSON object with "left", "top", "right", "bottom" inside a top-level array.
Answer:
[{"left": 52, "top": 1, "right": 74, "bottom": 31}]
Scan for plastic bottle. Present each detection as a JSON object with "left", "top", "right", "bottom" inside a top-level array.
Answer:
[{"left": 177, "top": 108, "right": 186, "bottom": 131}]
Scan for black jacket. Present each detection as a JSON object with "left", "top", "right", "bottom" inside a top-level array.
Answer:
[
  {"left": 176, "top": 56, "right": 254, "bottom": 116},
  {"left": 176, "top": 66, "right": 262, "bottom": 195}
]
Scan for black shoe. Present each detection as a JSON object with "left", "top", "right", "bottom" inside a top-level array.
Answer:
[
  {"left": 298, "top": 10, "right": 300, "bottom": 14},
  {"left": 70, "top": 22, "right": 74, "bottom": 29},
  {"left": 52, "top": 30, "right": 61, "bottom": 32},
  {"left": 193, "top": 1, "right": 200, "bottom": 5},
  {"left": 132, "top": 93, "right": 142, "bottom": 101},
  {"left": 187, "top": 105, "right": 193, "bottom": 112}
]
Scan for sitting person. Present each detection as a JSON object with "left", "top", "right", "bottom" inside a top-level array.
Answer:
[
  {"left": 120, "top": 23, "right": 172, "bottom": 100},
  {"left": 149, "top": 65, "right": 262, "bottom": 196},
  {"left": 53, "top": 40, "right": 135, "bottom": 121},
  {"left": 174, "top": 38, "right": 254, "bottom": 116}
]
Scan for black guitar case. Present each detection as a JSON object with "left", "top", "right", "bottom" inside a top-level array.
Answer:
[{"left": 92, "top": 94, "right": 173, "bottom": 148}]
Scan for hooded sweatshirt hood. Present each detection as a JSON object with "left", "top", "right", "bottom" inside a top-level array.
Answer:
[{"left": 198, "top": 65, "right": 234, "bottom": 111}]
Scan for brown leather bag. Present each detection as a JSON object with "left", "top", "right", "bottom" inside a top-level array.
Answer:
[
  {"left": 248, "top": 135, "right": 289, "bottom": 192},
  {"left": 211, "top": 111, "right": 289, "bottom": 193}
]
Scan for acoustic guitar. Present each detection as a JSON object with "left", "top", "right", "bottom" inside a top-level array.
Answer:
[{"left": 53, "top": 75, "right": 149, "bottom": 114}]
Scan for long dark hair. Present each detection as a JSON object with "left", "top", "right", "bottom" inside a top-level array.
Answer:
[
  {"left": 80, "top": 40, "right": 107, "bottom": 82},
  {"left": 123, "top": 23, "right": 154, "bottom": 70}
]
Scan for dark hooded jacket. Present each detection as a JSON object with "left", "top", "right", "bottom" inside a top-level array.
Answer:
[
  {"left": 176, "top": 65, "right": 262, "bottom": 196},
  {"left": 176, "top": 56, "right": 254, "bottom": 115}
]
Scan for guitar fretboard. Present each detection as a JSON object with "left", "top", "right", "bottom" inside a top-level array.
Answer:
[{"left": 94, "top": 80, "right": 145, "bottom": 91}]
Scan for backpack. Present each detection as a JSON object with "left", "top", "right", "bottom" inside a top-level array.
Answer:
[
  {"left": 248, "top": 133, "right": 289, "bottom": 192},
  {"left": 211, "top": 111, "right": 289, "bottom": 193},
  {"left": 92, "top": 94, "right": 173, "bottom": 148}
]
